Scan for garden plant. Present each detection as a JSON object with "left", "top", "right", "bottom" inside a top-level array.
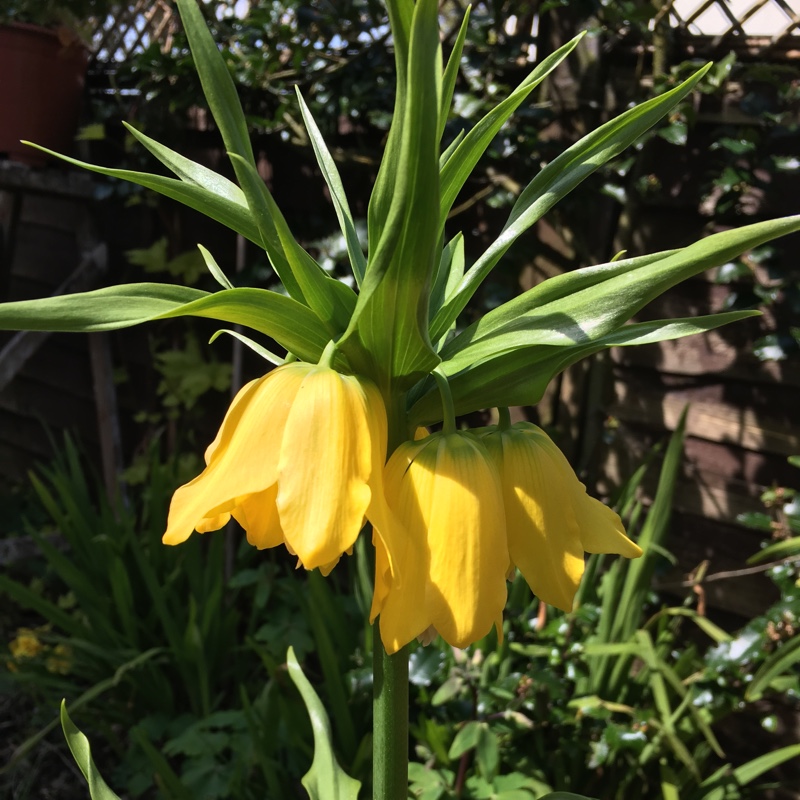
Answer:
[{"left": 1, "top": 0, "right": 800, "bottom": 798}]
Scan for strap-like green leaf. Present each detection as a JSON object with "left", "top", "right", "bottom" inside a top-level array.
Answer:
[
  {"left": 174, "top": 0, "right": 255, "bottom": 169},
  {"left": 295, "top": 88, "right": 367, "bottom": 286},
  {"left": 124, "top": 122, "right": 246, "bottom": 207},
  {"left": 745, "top": 634, "right": 800, "bottom": 701},
  {"left": 340, "top": 0, "right": 442, "bottom": 389},
  {"left": 0, "top": 284, "right": 330, "bottom": 363},
  {"left": 229, "top": 154, "right": 356, "bottom": 333},
  {"left": 430, "top": 64, "right": 713, "bottom": 342},
  {"left": 24, "top": 143, "right": 260, "bottom": 244},
  {"left": 197, "top": 244, "right": 234, "bottom": 290},
  {"left": 286, "top": 647, "right": 361, "bottom": 800},
  {"left": 439, "top": 34, "right": 584, "bottom": 228},
  {"left": 442, "top": 215, "right": 800, "bottom": 367},
  {"left": 695, "top": 744, "right": 800, "bottom": 800},
  {"left": 61, "top": 701, "right": 123, "bottom": 800},
  {"left": 438, "top": 7, "right": 471, "bottom": 141},
  {"left": 409, "top": 310, "right": 758, "bottom": 424},
  {"left": 429, "top": 233, "right": 465, "bottom": 326}
]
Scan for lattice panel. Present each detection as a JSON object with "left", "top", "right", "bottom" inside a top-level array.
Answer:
[
  {"left": 668, "top": 0, "right": 800, "bottom": 38},
  {"left": 89, "top": 0, "right": 177, "bottom": 61}
]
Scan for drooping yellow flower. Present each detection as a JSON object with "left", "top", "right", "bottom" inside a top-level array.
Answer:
[
  {"left": 164, "top": 361, "right": 397, "bottom": 574},
  {"left": 482, "top": 421, "right": 642, "bottom": 611},
  {"left": 372, "top": 431, "right": 509, "bottom": 654}
]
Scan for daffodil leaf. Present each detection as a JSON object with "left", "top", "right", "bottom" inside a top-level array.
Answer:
[
  {"left": 229, "top": 153, "right": 356, "bottom": 334},
  {"left": 0, "top": 285, "right": 329, "bottom": 363},
  {"left": 430, "top": 64, "right": 712, "bottom": 342},
  {"left": 441, "top": 215, "right": 800, "bottom": 367},
  {"left": 340, "top": 0, "right": 441, "bottom": 389},
  {"left": 295, "top": 88, "right": 367, "bottom": 287},
  {"left": 197, "top": 244, "right": 234, "bottom": 289},
  {"left": 174, "top": 0, "right": 255, "bottom": 169},
  {"left": 286, "top": 647, "right": 361, "bottom": 800},
  {"left": 60, "top": 701, "right": 123, "bottom": 800},
  {"left": 439, "top": 33, "right": 584, "bottom": 229},
  {"left": 23, "top": 144, "right": 261, "bottom": 244},
  {"left": 438, "top": 7, "right": 471, "bottom": 141},
  {"left": 409, "top": 310, "right": 759, "bottom": 424}
]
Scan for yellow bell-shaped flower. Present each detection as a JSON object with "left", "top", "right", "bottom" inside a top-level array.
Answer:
[
  {"left": 482, "top": 421, "right": 642, "bottom": 611},
  {"left": 372, "top": 431, "right": 509, "bottom": 654},
  {"left": 163, "top": 360, "right": 397, "bottom": 574}
]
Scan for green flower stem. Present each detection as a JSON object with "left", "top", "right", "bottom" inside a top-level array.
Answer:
[
  {"left": 373, "top": 639, "right": 409, "bottom": 800},
  {"left": 372, "top": 390, "right": 411, "bottom": 800},
  {"left": 498, "top": 406, "right": 512, "bottom": 430},
  {"left": 432, "top": 367, "right": 456, "bottom": 435}
]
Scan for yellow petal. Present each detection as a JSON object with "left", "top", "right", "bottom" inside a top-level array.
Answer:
[
  {"left": 276, "top": 367, "right": 372, "bottom": 570},
  {"left": 196, "top": 512, "right": 231, "bottom": 533},
  {"left": 485, "top": 427, "right": 584, "bottom": 612},
  {"left": 377, "top": 434, "right": 508, "bottom": 653},
  {"left": 163, "top": 364, "right": 309, "bottom": 546},
  {"left": 232, "top": 484, "right": 284, "bottom": 550}
]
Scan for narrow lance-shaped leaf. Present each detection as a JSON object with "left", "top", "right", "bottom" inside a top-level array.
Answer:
[
  {"left": 429, "top": 232, "right": 465, "bottom": 325},
  {"left": 61, "top": 701, "right": 123, "bottom": 800},
  {"left": 124, "top": 122, "right": 246, "bottom": 208},
  {"left": 439, "top": 33, "right": 584, "bottom": 229},
  {"left": 174, "top": 0, "right": 255, "bottom": 169},
  {"left": 229, "top": 153, "right": 356, "bottom": 334},
  {"left": 438, "top": 6, "right": 471, "bottom": 141},
  {"left": 430, "top": 63, "right": 712, "bottom": 342},
  {"left": 24, "top": 144, "right": 261, "bottom": 245},
  {"left": 0, "top": 284, "right": 331, "bottom": 364},
  {"left": 340, "top": 0, "right": 442, "bottom": 390},
  {"left": 295, "top": 88, "right": 368, "bottom": 286},
  {"left": 409, "top": 311, "right": 759, "bottom": 424},
  {"left": 286, "top": 647, "right": 361, "bottom": 800},
  {"left": 367, "top": 0, "right": 414, "bottom": 248},
  {"left": 442, "top": 215, "right": 800, "bottom": 365}
]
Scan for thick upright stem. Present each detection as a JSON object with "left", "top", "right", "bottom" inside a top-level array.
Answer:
[
  {"left": 373, "top": 390, "right": 411, "bottom": 799},
  {"left": 373, "top": 640, "right": 409, "bottom": 799}
]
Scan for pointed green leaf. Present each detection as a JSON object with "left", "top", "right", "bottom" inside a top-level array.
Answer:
[
  {"left": 367, "top": 0, "right": 414, "bottom": 248},
  {"left": 409, "top": 310, "right": 758, "bottom": 424},
  {"left": 438, "top": 7, "right": 471, "bottom": 141},
  {"left": 442, "top": 216, "right": 800, "bottom": 364},
  {"left": 439, "top": 34, "right": 584, "bottom": 227},
  {"left": 197, "top": 244, "right": 234, "bottom": 289},
  {"left": 286, "top": 647, "right": 361, "bottom": 800},
  {"left": 60, "top": 701, "right": 123, "bottom": 800},
  {"left": 430, "top": 233, "right": 465, "bottom": 323},
  {"left": 745, "top": 634, "right": 800, "bottom": 701},
  {"left": 430, "top": 64, "right": 713, "bottom": 341},
  {"left": 175, "top": 0, "right": 255, "bottom": 168},
  {"left": 24, "top": 143, "right": 260, "bottom": 244},
  {"left": 229, "top": 153, "right": 356, "bottom": 334},
  {"left": 696, "top": 744, "right": 800, "bottom": 800},
  {"left": 295, "top": 88, "right": 367, "bottom": 286},
  {"left": 340, "top": 0, "right": 442, "bottom": 389},
  {"left": 208, "top": 329, "right": 284, "bottom": 365},
  {"left": 123, "top": 122, "right": 246, "bottom": 208},
  {"left": 0, "top": 284, "right": 329, "bottom": 363}
]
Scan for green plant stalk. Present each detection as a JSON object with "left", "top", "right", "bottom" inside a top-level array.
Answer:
[
  {"left": 373, "top": 640, "right": 409, "bottom": 800},
  {"left": 372, "top": 392, "right": 412, "bottom": 800}
]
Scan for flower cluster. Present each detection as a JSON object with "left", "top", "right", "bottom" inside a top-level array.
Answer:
[{"left": 166, "top": 362, "right": 641, "bottom": 653}]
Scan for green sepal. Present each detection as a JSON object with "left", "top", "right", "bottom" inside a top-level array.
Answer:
[
  {"left": 60, "top": 701, "right": 123, "bottom": 800},
  {"left": 430, "top": 63, "right": 713, "bottom": 342},
  {"left": 0, "top": 284, "right": 330, "bottom": 363},
  {"left": 339, "top": 0, "right": 442, "bottom": 390},
  {"left": 286, "top": 647, "right": 361, "bottom": 800},
  {"left": 409, "top": 311, "right": 760, "bottom": 425}
]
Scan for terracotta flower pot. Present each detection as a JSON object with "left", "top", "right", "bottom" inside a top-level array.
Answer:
[{"left": 0, "top": 22, "right": 88, "bottom": 167}]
